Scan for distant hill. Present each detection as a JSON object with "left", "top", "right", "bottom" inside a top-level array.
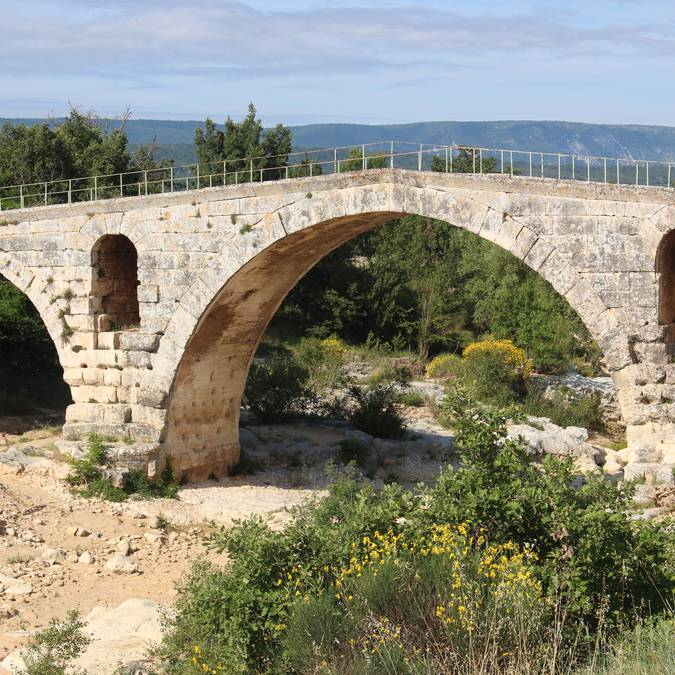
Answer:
[{"left": 3, "top": 117, "right": 675, "bottom": 166}]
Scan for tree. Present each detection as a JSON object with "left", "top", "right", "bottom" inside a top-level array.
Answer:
[
  {"left": 194, "top": 103, "right": 292, "bottom": 181},
  {"left": 431, "top": 147, "right": 496, "bottom": 174},
  {"left": 339, "top": 147, "right": 387, "bottom": 172}
]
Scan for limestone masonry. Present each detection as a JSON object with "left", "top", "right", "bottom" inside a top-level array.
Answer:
[{"left": 1, "top": 169, "right": 674, "bottom": 481}]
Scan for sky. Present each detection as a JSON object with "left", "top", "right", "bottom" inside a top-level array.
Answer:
[{"left": 1, "top": 0, "right": 674, "bottom": 126}]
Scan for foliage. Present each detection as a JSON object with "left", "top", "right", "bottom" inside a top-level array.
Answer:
[
  {"left": 431, "top": 147, "right": 498, "bottom": 174},
  {"left": 521, "top": 387, "right": 605, "bottom": 432},
  {"left": 194, "top": 103, "right": 292, "bottom": 182},
  {"left": 157, "top": 403, "right": 675, "bottom": 672},
  {"left": 292, "top": 336, "right": 348, "bottom": 392},
  {"left": 66, "top": 434, "right": 177, "bottom": 501},
  {"left": 339, "top": 147, "right": 387, "bottom": 172},
  {"left": 243, "top": 356, "right": 312, "bottom": 423},
  {"left": 348, "top": 383, "right": 406, "bottom": 438},
  {"left": 426, "top": 352, "right": 463, "bottom": 380},
  {"left": 397, "top": 390, "right": 425, "bottom": 407},
  {"left": 460, "top": 339, "right": 532, "bottom": 405},
  {"left": 579, "top": 615, "right": 675, "bottom": 675},
  {"left": 272, "top": 215, "right": 595, "bottom": 372},
  {"left": 19, "top": 610, "right": 89, "bottom": 675}
]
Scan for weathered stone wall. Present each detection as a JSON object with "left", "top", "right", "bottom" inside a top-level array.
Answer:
[{"left": 1, "top": 169, "right": 674, "bottom": 481}]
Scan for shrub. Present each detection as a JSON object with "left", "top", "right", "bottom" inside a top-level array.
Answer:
[
  {"left": 19, "top": 610, "right": 89, "bottom": 675},
  {"left": 426, "top": 352, "right": 462, "bottom": 380},
  {"left": 461, "top": 339, "right": 532, "bottom": 405},
  {"left": 397, "top": 390, "right": 425, "bottom": 407},
  {"left": 293, "top": 336, "right": 348, "bottom": 392},
  {"left": 156, "top": 399, "right": 675, "bottom": 673},
  {"left": 243, "top": 356, "right": 312, "bottom": 422},
  {"left": 66, "top": 434, "right": 177, "bottom": 501},
  {"left": 521, "top": 387, "right": 605, "bottom": 432},
  {"left": 348, "top": 383, "right": 406, "bottom": 438}
]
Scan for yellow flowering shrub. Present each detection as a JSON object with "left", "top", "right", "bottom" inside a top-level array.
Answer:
[
  {"left": 463, "top": 339, "right": 533, "bottom": 378},
  {"left": 319, "top": 336, "right": 349, "bottom": 360}
]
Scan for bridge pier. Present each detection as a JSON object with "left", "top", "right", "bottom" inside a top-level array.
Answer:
[{"left": 0, "top": 168, "right": 674, "bottom": 483}]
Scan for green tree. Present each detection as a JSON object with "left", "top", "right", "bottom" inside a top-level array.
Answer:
[
  {"left": 339, "top": 147, "right": 387, "bottom": 172},
  {"left": 194, "top": 103, "right": 292, "bottom": 181},
  {"left": 431, "top": 146, "right": 497, "bottom": 174}
]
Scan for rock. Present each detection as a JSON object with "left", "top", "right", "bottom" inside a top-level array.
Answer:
[
  {"left": 507, "top": 418, "right": 601, "bottom": 469},
  {"left": 116, "top": 539, "right": 131, "bottom": 555},
  {"left": 144, "top": 532, "right": 163, "bottom": 544},
  {"left": 65, "top": 551, "right": 79, "bottom": 563},
  {"left": 603, "top": 459, "right": 624, "bottom": 476},
  {"left": 634, "top": 507, "right": 670, "bottom": 520},
  {"left": 41, "top": 548, "right": 65, "bottom": 565},
  {"left": 2, "top": 598, "right": 162, "bottom": 673},
  {"left": 148, "top": 515, "right": 163, "bottom": 530},
  {"left": 78, "top": 551, "right": 95, "bottom": 565},
  {"left": 106, "top": 555, "right": 139, "bottom": 574},
  {"left": 654, "top": 484, "right": 675, "bottom": 510},
  {"left": 66, "top": 526, "right": 79, "bottom": 536},
  {"left": 78, "top": 528, "right": 91, "bottom": 537},
  {"left": 4, "top": 581, "right": 32, "bottom": 595}
]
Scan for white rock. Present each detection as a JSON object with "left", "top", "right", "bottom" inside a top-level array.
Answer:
[
  {"left": 41, "top": 548, "right": 65, "bottom": 565},
  {"left": 4, "top": 581, "right": 32, "bottom": 595},
  {"left": 105, "top": 555, "right": 139, "bottom": 574},
  {"left": 2, "top": 598, "right": 162, "bottom": 674},
  {"left": 78, "top": 551, "right": 95, "bottom": 565},
  {"left": 116, "top": 539, "right": 131, "bottom": 555}
]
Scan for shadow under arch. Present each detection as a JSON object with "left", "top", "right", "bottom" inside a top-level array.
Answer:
[
  {"left": 656, "top": 229, "right": 675, "bottom": 352},
  {"left": 160, "top": 207, "right": 609, "bottom": 481},
  {"left": 0, "top": 272, "right": 71, "bottom": 421}
]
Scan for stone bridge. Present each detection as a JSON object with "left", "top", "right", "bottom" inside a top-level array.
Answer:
[{"left": 2, "top": 168, "right": 675, "bottom": 481}]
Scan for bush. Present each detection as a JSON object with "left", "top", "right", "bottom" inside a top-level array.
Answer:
[
  {"left": 348, "top": 383, "right": 406, "bottom": 438},
  {"left": 397, "top": 390, "right": 425, "bottom": 407},
  {"left": 66, "top": 434, "right": 178, "bottom": 501},
  {"left": 521, "top": 387, "right": 605, "bottom": 432},
  {"left": 293, "top": 336, "right": 348, "bottom": 392},
  {"left": 426, "top": 352, "right": 462, "bottom": 381},
  {"left": 461, "top": 339, "right": 532, "bottom": 405},
  {"left": 156, "top": 399, "right": 675, "bottom": 673},
  {"left": 19, "top": 610, "right": 89, "bottom": 675},
  {"left": 243, "top": 356, "right": 312, "bottom": 422}
]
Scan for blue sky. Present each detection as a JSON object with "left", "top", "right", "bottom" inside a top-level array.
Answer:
[{"left": 1, "top": 0, "right": 674, "bottom": 126}]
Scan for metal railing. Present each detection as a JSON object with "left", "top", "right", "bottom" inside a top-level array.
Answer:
[{"left": 1, "top": 140, "right": 673, "bottom": 212}]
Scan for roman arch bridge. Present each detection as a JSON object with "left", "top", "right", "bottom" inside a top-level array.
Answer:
[{"left": 1, "top": 142, "right": 675, "bottom": 482}]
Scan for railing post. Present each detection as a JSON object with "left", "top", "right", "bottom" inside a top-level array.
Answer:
[
  {"left": 541, "top": 153, "right": 544, "bottom": 178},
  {"left": 604, "top": 158, "right": 607, "bottom": 183},
  {"left": 472, "top": 150, "right": 476, "bottom": 173},
  {"left": 572, "top": 156, "right": 575, "bottom": 180},
  {"left": 587, "top": 158, "right": 590, "bottom": 182},
  {"left": 636, "top": 162, "right": 639, "bottom": 186},
  {"left": 196, "top": 164, "right": 200, "bottom": 189},
  {"left": 68, "top": 179, "right": 72, "bottom": 204},
  {"left": 120, "top": 172, "right": 123, "bottom": 198},
  {"left": 479, "top": 148, "right": 483, "bottom": 173},
  {"left": 285, "top": 165, "right": 289, "bottom": 180},
  {"left": 529, "top": 152, "right": 532, "bottom": 177},
  {"left": 646, "top": 161, "right": 649, "bottom": 186},
  {"left": 44, "top": 181, "right": 47, "bottom": 206},
  {"left": 446, "top": 148, "right": 449, "bottom": 173},
  {"left": 510, "top": 150, "right": 513, "bottom": 176},
  {"left": 558, "top": 154, "right": 561, "bottom": 179},
  {"left": 500, "top": 149, "right": 504, "bottom": 174},
  {"left": 362, "top": 145, "right": 366, "bottom": 170},
  {"left": 144, "top": 170, "right": 148, "bottom": 196},
  {"left": 250, "top": 159, "right": 253, "bottom": 183},
  {"left": 616, "top": 160, "right": 620, "bottom": 184},
  {"left": 94, "top": 175, "right": 98, "bottom": 200},
  {"left": 418, "top": 144, "right": 422, "bottom": 171},
  {"left": 390, "top": 141, "right": 394, "bottom": 169},
  {"left": 669, "top": 164, "right": 672, "bottom": 188},
  {"left": 20, "top": 185, "right": 24, "bottom": 209}
]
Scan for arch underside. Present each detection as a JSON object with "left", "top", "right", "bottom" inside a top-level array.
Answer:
[{"left": 161, "top": 207, "right": 608, "bottom": 480}]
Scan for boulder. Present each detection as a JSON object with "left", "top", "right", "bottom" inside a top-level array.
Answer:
[
  {"left": 507, "top": 417, "right": 601, "bottom": 470},
  {"left": 105, "top": 554, "right": 139, "bottom": 574}
]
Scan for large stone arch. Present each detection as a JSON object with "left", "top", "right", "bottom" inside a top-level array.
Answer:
[{"left": 158, "top": 180, "right": 616, "bottom": 480}]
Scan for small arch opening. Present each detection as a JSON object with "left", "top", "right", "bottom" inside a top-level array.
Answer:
[
  {"left": 657, "top": 230, "right": 675, "bottom": 351},
  {"left": 92, "top": 234, "right": 140, "bottom": 330}
]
